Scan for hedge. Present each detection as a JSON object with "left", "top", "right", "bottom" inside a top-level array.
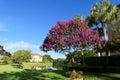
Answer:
[{"left": 85, "top": 55, "right": 120, "bottom": 66}]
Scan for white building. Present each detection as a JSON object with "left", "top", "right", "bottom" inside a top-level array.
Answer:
[{"left": 30, "top": 53, "right": 43, "bottom": 62}]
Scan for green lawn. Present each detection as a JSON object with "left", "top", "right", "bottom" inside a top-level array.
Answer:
[
  {"left": 0, "top": 64, "right": 23, "bottom": 73},
  {"left": 23, "top": 62, "right": 52, "bottom": 69},
  {"left": 0, "top": 64, "right": 68, "bottom": 80},
  {"left": 0, "top": 64, "right": 120, "bottom": 80},
  {"left": 84, "top": 72, "right": 120, "bottom": 80}
]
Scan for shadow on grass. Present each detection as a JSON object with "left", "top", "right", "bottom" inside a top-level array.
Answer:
[
  {"left": 84, "top": 72, "right": 120, "bottom": 80},
  {"left": 0, "top": 69, "right": 68, "bottom": 80},
  {"left": 11, "top": 64, "right": 23, "bottom": 69}
]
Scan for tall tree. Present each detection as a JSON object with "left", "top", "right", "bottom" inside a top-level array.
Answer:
[
  {"left": 40, "top": 19, "right": 103, "bottom": 67},
  {"left": 86, "top": 0, "right": 120, "bottom": 40}
]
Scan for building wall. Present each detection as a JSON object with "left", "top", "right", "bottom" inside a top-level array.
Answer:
[{"left": 30, "top": 55, "right": 42, "bottom": 62}]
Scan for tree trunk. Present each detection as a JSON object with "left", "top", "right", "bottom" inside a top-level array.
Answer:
[
  {"left": 72, "top": 57, "right": 75, "bottom": 69},
  {"left": 102, "top": 23, "right": 107, "bottom": 40},
  {"left": 81, "top": 49, "right": 85, "bottom": 66}
]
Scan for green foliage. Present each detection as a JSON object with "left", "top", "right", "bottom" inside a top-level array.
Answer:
[
  {"left": 75, "top": 15, "right": 83, "bottom": 21},
  {"left": 65, "top": 50, "right": 96, "bottom": 67},
  {"left": 53, "top": 58, "right": 65, "bottom": 70},
  {"left": 43, "top": 54, "right": 53, "bottom": 63},
  {"left": 87, "top": 0, "right": 119, "bottom": 26},
  {"left": 86, "top": 0, "right": 120, "bottom": 40},
  {"left": 70, "top": 70, "right": 77, "bottom": 79},
  {"left": 1, "top": 56, "right": 12, "bottom": 64},
  {"left": 66, "top": 70, "right": 83, "bottom": 79},
  {"left": 105, "top": 39, "right": 120, "bottom": 52},
  {"left": 83, "top": 50, "right": 97, "bottom": 57},
  {"left": 65, "top": 51, "right": 81, "bottom": 67},
  {"left": 106, "top": 21, "right": 120, "bottom": 52},
  {"left": 13, "top": 50, "right": 32, "bottom": 64},
  {"left": 109, "top": 23, "right": 120, "bottom": 39},
  {"left": 77, "top": 71, "right": 83, "bottom": 79},
  {"left": 0, "top": 64, "right": 120, "bottom": 80},
  {"left": 1, "top": 56, "right": 10, "bottom": 61}
]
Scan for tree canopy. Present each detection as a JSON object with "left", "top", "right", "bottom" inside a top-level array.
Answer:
[
  {"left": 13, "top": 50, "right": 32, "bottom": 64},
  {"left": 40, "top": 19, "right": 103, "bottom": 53},
  {"left": 86, "top": 0, "right": 120, "bottom": 40},
  {"left": 43, "top": 54, "right": 53, "bottom": 63}
]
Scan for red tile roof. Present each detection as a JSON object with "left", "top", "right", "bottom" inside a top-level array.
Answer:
[{"left": 31, "top": 53, "right": 42, "bottom": 57}]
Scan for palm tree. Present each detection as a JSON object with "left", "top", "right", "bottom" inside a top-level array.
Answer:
[
  {"left": 87, "top": 0, "right": 120, "bottom": 40},
  {"left": 86, "top": 0, "right": 120, "bottom": 72}
]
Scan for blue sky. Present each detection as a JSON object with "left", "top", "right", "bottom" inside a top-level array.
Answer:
[{"left": 0, "top": 0, "right": 119, "bottom": 59}]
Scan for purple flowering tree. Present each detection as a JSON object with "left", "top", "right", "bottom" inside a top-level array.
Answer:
[{"left": 40, "top": 19, "right": 103, "bottom": 66}]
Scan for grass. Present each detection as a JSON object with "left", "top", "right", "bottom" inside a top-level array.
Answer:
[
  {"left": 84, "top": 72, "right": 120, "bottom": 80},
  {"left": 23, "top": 62, "right": 52, "bottom": 69},
  {"left": 0, "top": 69, "right": 68, "bottom": 80},
  {"left": 0, "top": 64, "right": 23, "bottom": 73},
  {"left": 0, "top": 64, "right": 120, "bottom": 80},
  {"left": 0, "top": 64, "right": 68, "bottom": 80}
]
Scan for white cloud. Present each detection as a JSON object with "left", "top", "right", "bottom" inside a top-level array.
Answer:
[
  {"left": 0, "top": 22, "right": 8, "bottom": 31},
  {"left": 2, "top": 38, "right": 7, "bottom": 42},
  {"left": 4, "top": 41, "right": 39, "bottom": 51},
  {"left": 0, "top": 38, "right": 8, "bottom": 43}
]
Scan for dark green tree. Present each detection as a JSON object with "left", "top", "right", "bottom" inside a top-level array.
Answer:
[
  {"left": 53, "top": 58, "right": 65, "bottom": 70},
  {"left": 43, "top": 54, "right": 53, "bottom": 63}
]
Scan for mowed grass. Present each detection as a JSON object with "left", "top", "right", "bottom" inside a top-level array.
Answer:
[
  {"left": 0, "top": 64, "right": 23, "bottom": 73},
  {"left": 0, "top": 64, "right": 68, "bottom": 80},
  {"left": 0, "top": 64, "right": 120, "bottom": 80},
  {"left": 23, "top": 62, "right": 52, "bottom": 69},
  {"left": 84, "top": 72, "right": 120, "bottom": 80}
]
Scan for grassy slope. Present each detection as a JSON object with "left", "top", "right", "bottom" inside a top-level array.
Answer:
[
  {"left": 0, "top": 64, "right": 23, "bottom": 73},
  {"left": 0, "top": 64, "right": 120, "bottom": 80}
]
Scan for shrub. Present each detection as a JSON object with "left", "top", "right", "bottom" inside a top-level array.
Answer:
[
  {"left": 66, "top": 70, "right": 83, "bottom": 80},
  {"left": 1, "top": 56, "right": 11, "bottom": 65},
  {"left": 70, "top": 70, "right": 77, "bottom": 79}
]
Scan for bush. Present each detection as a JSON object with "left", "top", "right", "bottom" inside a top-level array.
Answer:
[
  {"left": 66, "top": 70, "right": 83, "bottom": 79},
  {"left": 70, "top": 70, "right": 77, "bottom": 79},
  {"left": 0, "top": 56, "right": 12, "bottom": 65}
]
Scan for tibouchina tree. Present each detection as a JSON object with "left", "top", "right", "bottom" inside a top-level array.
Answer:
[{"left": 40, "top": 19, "right": 104, "bottom": 66}]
